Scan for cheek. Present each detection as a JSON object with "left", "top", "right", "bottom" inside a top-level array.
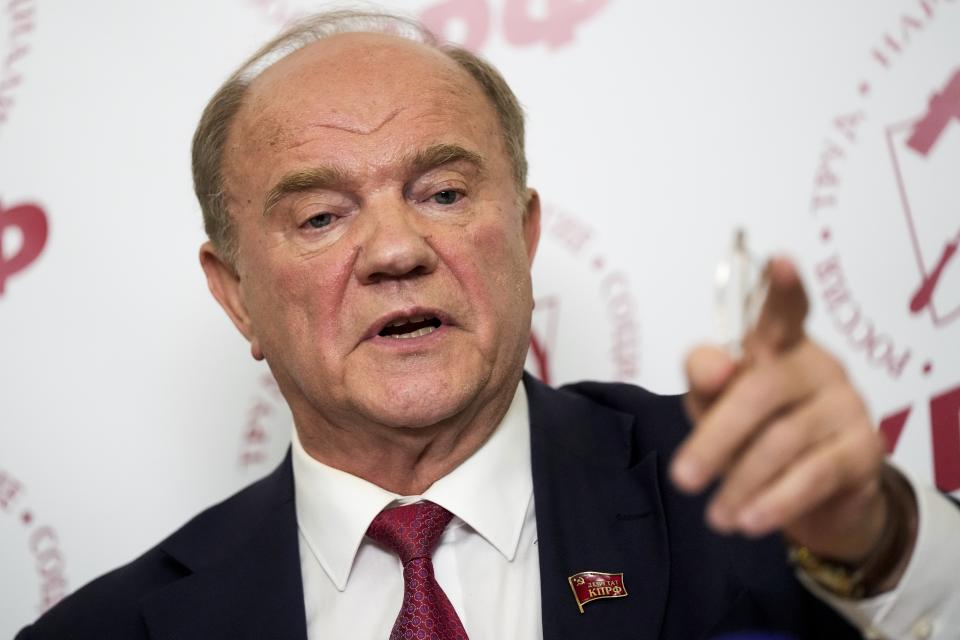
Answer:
[
  {"left": 440, "top": 214, "right": 532, "bottom": 316},
  {"left": 242, "top": 246, "right": 353, "bottom": 351},
  {"left": 477, "top": 216, "right": 532, "bottom": 286}
]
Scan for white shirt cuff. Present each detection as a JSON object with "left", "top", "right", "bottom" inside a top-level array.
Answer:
[{"left": 797, "top": 468, "right": 960, "bottom": 639}]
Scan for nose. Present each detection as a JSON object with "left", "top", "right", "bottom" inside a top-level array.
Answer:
[{"left": 353, "top": 198, "right": 440, "bottom": 285}]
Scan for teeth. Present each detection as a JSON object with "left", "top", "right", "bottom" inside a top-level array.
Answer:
[
  {"left": 389, "top": 325, "right": 436, "bottom": 339},
  {"left": 387, "top": 314, "right": 427, "bottom": 327}
]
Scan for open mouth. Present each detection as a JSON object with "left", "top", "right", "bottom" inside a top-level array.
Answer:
[{"left": 377, "top": 315, "right": 443, "bottom": 340}]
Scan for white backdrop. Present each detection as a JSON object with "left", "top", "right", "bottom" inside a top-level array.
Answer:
[{"left": 1, "top": 0, "right": 958, "bottom": 634}]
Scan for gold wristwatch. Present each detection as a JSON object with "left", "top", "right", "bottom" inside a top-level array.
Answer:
[{"left": 788, "top": 466, "right": 914, "bottom": 599}]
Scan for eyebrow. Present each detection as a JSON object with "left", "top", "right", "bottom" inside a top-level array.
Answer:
[
  {"left": 262, "top": 166, "right": 348, "bottom": 217},
  {"left": 261, "top": 143, "right": 485, "bottom": 217},
  {"left": 408, "top": 143, "right": 485, "bottom": 179}
]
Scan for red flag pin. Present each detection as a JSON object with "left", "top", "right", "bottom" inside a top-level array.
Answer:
[{"left": 567, "top": 571, "right": 628, "bottom": 613}]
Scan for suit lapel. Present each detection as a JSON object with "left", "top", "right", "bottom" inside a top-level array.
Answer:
[
  {"left": 136, "top": 377, "right": 673, "bottom": 640},
  {"left": 527, "top": 375, "right": 670, "bottom": 640},
  {"left": 140, "top": 453, "right": 308, "bottom": 640}
]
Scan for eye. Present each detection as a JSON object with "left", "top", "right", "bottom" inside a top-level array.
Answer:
[
  {"left": 305, "top": 213, "right": 335, "bottom": 229},
  {"left": 431, "top": 190, "right": 460, "bottom": 205}
]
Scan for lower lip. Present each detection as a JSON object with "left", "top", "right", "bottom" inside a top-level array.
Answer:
[{"left": 366, "top": 324, "right": 450, "bottom": 351}]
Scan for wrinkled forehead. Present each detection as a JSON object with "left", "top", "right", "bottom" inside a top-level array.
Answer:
[{"left": 232, "top": 33, "right": 488, "bottom": 152}]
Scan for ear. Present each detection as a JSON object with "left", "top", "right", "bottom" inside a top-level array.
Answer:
[
  {"left": 199, "top": 242, "right": 264, "bottom": 360},
  {"left": 522, "top": 188, "right": 542, "bottom": 267}
]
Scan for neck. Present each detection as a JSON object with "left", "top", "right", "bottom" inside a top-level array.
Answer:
[{"left": 292, "top": 382, "right": 518, "bottom": 495}]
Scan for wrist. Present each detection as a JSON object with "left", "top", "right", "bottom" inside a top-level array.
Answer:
[{"left": 789, "top": 465, "right": 918, "bottom": 598}]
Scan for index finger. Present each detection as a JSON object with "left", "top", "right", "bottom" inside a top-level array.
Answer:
[{"left": 743, "top": 256, "right": 809, "bottom": 360}]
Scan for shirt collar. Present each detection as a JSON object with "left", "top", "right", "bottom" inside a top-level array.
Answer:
[{"left": 291, "top": 380, "right": 532, "bottom": 591}]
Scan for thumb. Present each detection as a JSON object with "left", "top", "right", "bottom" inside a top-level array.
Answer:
[{"left": 744, "top": 256, "right": 809, "bottom": 359}]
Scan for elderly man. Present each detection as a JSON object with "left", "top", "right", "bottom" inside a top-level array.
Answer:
[{"left": 18, "top": 9, "right": 960, "bottom": 640}]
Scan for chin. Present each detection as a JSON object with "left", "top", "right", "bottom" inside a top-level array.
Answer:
[{"left": 354, "top": 375, "right": 481, "bottom": 429}]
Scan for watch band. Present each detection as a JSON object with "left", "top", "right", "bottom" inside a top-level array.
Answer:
[{"left": 788, "top": 465, "right": 915, "bottom": 599}]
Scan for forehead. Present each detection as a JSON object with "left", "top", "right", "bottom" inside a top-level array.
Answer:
[{"left": 233, "top": 33, "right": 496, "bottom": 160}]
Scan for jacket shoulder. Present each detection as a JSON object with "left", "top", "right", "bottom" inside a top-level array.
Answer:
[
  {"left": 16, "top": 546, "right": 184, "bottom": 639},
  {"left": 557, "top": 379, "right": 693, "bottom": 450},
  {"left": 18, "top": 458, "right": 292, "bottom": 639},
  {"left": 558, "top": 379, "right": 685, "bottom": 414}
]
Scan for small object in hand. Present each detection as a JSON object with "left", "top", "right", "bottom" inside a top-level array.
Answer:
[{"left": 714, "top": 228, "right": 768, "bottom": 357}]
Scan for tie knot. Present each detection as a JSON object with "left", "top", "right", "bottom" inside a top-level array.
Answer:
[{"left": 366, "top": 500, "right": 453, "bottom": 565}]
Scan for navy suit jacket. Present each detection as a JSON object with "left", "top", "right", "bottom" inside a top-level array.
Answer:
[{"left": 18, "top": 375, "right": 861, "bottom": 639}]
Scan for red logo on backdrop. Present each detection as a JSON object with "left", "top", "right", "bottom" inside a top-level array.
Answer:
[
  {"left": 525, "top": 202, "right": 641, "bottom": 387},
  {"left": 567, "top": 570, "right": 627, "bottom": 613},
  {"left": 807, "top": 2, "right": 960, "bottom": 492},
  {"left": 0, "top": 469, "right": 69, "bottom": 614},
  {"left": 0, "top": 201, "right": 49, "bottom": 295},
  {"left": 421, "top": 0, "right": 607, "bottom": 52},
  {"left": 0, "top": 0, "right": 36, "bottom": 129},
  {"left": 245, "top": 0, "right": 609, "bottom": 52},
  {"left": 237, "top": 372, "right": 287, "bottom": 470},
  {"left": 895, "top": 69, "right": 960, "bottom": 323}
]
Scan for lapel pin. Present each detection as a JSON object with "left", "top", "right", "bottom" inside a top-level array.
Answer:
[{"left": 567, "top": 570, "right": 628, "bottom": 613}]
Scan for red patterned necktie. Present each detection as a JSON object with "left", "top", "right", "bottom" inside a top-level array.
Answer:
[{"left": 366, "top": 501, "right": 469, "bottom": 640}]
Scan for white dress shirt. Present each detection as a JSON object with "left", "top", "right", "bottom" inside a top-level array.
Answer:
[
  {"left": 293, "top": 382, "right": 542, "bottom": 639},
  {"left": 798, "top": 469, "right": 960, "bottom": 640},
  {"left": 293, "top": 381, "right": 960, "bottom": 639}
]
